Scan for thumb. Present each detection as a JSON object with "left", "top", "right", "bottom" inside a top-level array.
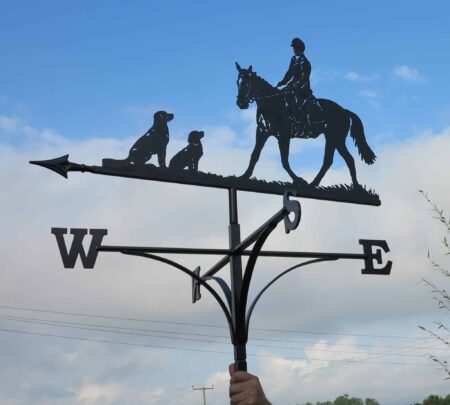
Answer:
[{"left": 228, "top": 363, "right": 236, "bottom": 377}]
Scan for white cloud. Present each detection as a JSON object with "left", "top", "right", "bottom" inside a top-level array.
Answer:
[
  {"left": 358, "top": 90, "right": 379, "bottom": 107},
  {"left": 0, "top": 115, "right": 20, "bottom": 132},
  {"left": 0, "top": 115, "right": 449, "bottom": 404},
  {"left": 258, "top": 342, "right": 448, "bottom": 405},
  {"left": 394, "top": 65, "right": 424, "bottom": 82},
  {"left": 70, "top": 380, "right": 123, "bottom": 403},
  {"left": 310, "top": 68, "right": 341, "bottom": 86},
  {"left": 344, "top": 71, "right": 378, "bottom": 82}
]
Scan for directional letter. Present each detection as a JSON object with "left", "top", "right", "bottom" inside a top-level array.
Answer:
[
  {"left": 283, "top": 192, "right": 301, "bottom": 234},
  {"left": 359, "top": 239, "right": 392, "bottom": 275},
  {"left": 51, "top": 228, "right": 108, "bottom": 269}
]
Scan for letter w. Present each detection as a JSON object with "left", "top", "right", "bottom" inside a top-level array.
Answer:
[{"left": 51, "top": 228, "right": 108, "bottom": 269}]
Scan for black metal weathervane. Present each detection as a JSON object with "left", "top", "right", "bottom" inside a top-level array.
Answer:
[{"left": 30, "top": 38, "right": 392, "bottom": 372}]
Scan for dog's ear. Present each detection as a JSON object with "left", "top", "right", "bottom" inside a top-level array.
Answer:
[{"left": 153, "top": 111, "right": 162, "bottom": 122}]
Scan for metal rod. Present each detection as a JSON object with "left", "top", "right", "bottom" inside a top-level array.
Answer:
[
  {"left": 228, "top": 188, "right": 247, "bottom": 372},
  {"left": 100, "top": 245, "right": 366, "bottom": 260},
  {"left": 100, "top": 246, "right": 232, "bottom": 255},
  {"left": 229, "top": 187, "right": 239, "bottom": 224}
]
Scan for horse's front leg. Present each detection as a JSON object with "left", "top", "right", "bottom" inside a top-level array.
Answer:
[
  {"left": 278, "top": 138, "right": 306, "bottom": 185},
  {"left": 242, "top": 126, "right": 269, "bottom": 178}
]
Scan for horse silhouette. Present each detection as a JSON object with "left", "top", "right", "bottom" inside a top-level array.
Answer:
[{"left": 235, "top": 63, "right": 376, "bottom": 187}]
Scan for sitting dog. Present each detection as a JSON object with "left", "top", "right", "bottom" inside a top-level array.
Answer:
[
  {"left": 102, "top": 110, "right": 174, "bottom": 168},
  {"left": 169, "top": 130, "right": 204, "bottom": 172}
]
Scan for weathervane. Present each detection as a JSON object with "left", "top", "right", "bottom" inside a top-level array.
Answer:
[{"left": 30, "top": 38, "right": 392, "bottom": 372}]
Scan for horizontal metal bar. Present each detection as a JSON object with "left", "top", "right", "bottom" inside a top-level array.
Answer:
[
  {"left": 99, "top": 245, "right": 366, "bottom": 260},
  {"left": 99, "top": 246, "right": 231, "bottom": 255},
  {"left": 256, "top": 251, "right": 365, "bottom": 260}
]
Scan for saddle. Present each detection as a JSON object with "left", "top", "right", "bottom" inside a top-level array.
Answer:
[{"left": 286, "top": 96, "right": 324, "bottom": 139}]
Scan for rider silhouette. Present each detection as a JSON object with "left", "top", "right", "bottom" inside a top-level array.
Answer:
[{"left": 276, "top": 38, "right": 321, "bottom": 138}]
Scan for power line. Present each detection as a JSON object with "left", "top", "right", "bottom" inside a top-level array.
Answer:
[
  {"left": 0, "top": 315, "right": 440, "bottom": 358},
  {"left": 0, "top": 327, "right": 433, "bottom": 366},
  {"left": 2, "top": 312, "right": 439, "bottom": 351},
  {"left": 0, "top": 304, "right": 437, "bottom": 340}
]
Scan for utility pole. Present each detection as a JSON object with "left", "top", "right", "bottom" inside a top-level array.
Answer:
[{"left": 192, "top": 385, "right": 214, "bottom": 405}]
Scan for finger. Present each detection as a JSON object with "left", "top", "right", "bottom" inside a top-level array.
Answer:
[
  {"left": 229, "top": 381, "right": 246, "bottom": 397},
  {"left": 230, "top": 371, "right": 254, "bottom": 384},
  {"left": 230, "top": 389, "right": 250, "bottom": 405},
  {"left": 228, "top": 363, "right": 235, "bottom": 377}
]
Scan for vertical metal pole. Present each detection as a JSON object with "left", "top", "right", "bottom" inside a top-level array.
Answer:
[{"left": 228, "top": 188, "right": 247, "bottom": 371}]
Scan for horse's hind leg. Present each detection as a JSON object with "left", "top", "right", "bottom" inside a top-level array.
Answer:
[
  {"left": 242, "top": 127, "right": 269, "bottom": 178},
  {"left": 310, "top": 141, "right": 335, "bottom": 187},
  {"left": 336, "top": 141, "right": 359, "bottom": 186}
]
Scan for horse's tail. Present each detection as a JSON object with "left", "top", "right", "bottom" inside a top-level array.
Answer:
[{"left": 346, "top": 109, "right": 376, "bottom": 164}]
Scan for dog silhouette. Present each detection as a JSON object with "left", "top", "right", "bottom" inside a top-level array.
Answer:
[
  {"left": 102, "top": 110, "right": 174, "bottom": 168},
  {"left": 169, "top": 130, "right": 204, "bottom": 172}
]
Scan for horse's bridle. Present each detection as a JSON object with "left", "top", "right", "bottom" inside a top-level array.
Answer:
[
  {"left": 237, "top": 73, "right": 287, "bottom": 105},
  {"left": 237, "top": 74, "right": 255, "bottom": 104}
]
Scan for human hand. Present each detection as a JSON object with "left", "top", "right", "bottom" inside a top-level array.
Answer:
[{"left": 229, "top": 363, "right": 271, "bottom": 405}]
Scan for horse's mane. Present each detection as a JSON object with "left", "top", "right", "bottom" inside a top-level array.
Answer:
[{"left": 251, "top": 72, "right": 278, "bottom": 94}]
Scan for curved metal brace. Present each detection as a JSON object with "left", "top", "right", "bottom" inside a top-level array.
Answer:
[
  {"left": 237, "top": 220, "right": 280, "bottom": 336},
  {"left": 245, "top": 257, "right": 338, "bottom": 334},
  {"left": 210, "top": 277, "right": 232, "bottom": 310},
  {"left": 121, "top": 250, "right": 235, "bottom": 342}
]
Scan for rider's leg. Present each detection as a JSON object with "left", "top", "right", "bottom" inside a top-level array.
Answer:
[{"left": 300, "top": 99, "right": 313, "bottom": 137}]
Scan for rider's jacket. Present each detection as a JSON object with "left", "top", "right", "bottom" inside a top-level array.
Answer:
[{"left": 278, "top": 54, "right": 312, "bottom": 98}]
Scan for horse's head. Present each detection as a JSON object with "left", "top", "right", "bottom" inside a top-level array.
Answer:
[{"left": 235, "top": 62, "right": 255, "bottom": 109}]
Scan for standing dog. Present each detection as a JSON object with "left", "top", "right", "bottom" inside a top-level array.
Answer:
[
  {"left": 169, "top": 130, "right": 204, "bottom": 172},
  {"left": 102, "top": 110, "right": 174, "bottom": 168}
]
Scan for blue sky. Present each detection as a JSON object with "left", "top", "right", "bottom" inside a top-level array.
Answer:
[
  {"left": 2, "top": 0, "right": 450, "bottom": 142},
  {"left": 1, "top": 1, "right": 450, "bottom": 404}
]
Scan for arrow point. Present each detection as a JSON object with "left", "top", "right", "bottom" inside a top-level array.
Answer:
[{"left": 29, "top": 154, "right": 70, "bottom": 178}]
